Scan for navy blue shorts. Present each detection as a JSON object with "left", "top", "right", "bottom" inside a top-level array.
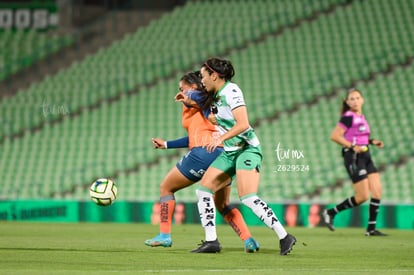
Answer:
[{"left": 176, "top": 146, "right": 224, "bottom": 182}]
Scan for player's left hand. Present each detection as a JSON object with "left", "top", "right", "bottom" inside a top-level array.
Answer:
[{"left": 371, "top": 139, "right": 384, "bottom": 148}]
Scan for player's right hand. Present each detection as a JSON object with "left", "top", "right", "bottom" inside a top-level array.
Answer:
[
  {"left": 174, "top": 92, "right": 188, "bottom": 102},
  {"left": 152, "top": 138, "right": 166, "bottom": 149},
  {"left": 205, "top": 137, "right": 221, "bottom": 153}
]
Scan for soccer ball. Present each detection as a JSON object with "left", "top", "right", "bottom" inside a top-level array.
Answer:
[{"left": 90, "top": 178, "right": 117, "bottom": 206}]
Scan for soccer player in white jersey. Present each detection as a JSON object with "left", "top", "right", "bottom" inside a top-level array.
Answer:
[
  {"left": 144, "top": 72, "right": 259, "bottom": 252},
  {"left": 191, "top": 57, "right": 296, "bottom": 255}
]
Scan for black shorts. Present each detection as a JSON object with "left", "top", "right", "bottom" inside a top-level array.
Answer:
[{"left": 342, "top": 147, "right": 378, "bottom": 183}]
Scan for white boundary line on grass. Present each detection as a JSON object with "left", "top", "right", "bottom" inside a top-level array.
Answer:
[{"left": 142, "top": 268, "right": 414, "bottom": 273}]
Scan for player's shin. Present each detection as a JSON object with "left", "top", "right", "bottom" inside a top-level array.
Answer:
[
  {"left": 196, "top": 188, "right": 217, "bottom": 241},
  {"left": 220, "top": 205, "right": 251, "bottom": 241},
  {"left": 159, "top": 194, "right": 175, "bottom": 234},
  {"left": 241, "top": 194, "right": 287, "bottom": 239}
]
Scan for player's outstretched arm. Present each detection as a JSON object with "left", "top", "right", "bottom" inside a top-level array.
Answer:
[{"left": 152, "top": 136, "right": 189, "bottom": 149}]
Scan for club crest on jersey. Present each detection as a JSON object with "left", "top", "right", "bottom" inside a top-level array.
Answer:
[{"left": 358, "top": 123, "right": 366, "bottom": 132}]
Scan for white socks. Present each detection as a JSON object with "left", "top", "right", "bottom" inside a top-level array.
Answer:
[
  {"left": 196, "top": 189, "right": 217, "bottom": 241},
  {"left": 242, "top": 194, "right": 287, "bottom": 239},
  {"left": 196, "top": 189, "right": 287, "bottom": 241}
]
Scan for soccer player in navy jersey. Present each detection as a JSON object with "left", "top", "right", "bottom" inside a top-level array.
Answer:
[{"left": 323, "top": 89, "right": 387, "bottom": 236}]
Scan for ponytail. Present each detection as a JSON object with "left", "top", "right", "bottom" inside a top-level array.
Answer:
[{"left": 341, "top": 99, "right": 350, "bottom": 115}]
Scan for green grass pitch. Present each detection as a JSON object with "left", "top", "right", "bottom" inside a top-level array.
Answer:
[{"left": 0, "top": 222, "right": 413, "bottom": 274}]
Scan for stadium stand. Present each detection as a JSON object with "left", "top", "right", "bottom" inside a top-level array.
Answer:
[
  {"left": 0, "top": 0, "right": 413, "bottom": 204},
  {"left": 381, "top": 158, "right": 414, "bottom": 204},
  {"left": 0, "top": 0, "right": 352, "bottom": 141},
  {"left": 0, "top": 30, "right": 74, "bottom": 82},
  {"left": 259, "top": 63, "right": 414, "bottom": 203}
]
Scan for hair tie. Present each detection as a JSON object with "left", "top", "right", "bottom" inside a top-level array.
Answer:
[{"left": 204, "top": 62, "right": 225, "bottom": 77}]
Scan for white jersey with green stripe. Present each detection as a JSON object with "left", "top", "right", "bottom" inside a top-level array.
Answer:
[{"left": 212, "top": 81, "right": 260, "bottom": 151}]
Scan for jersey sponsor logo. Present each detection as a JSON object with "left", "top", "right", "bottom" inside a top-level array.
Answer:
[
  {"left": 253, "top": 198, "right": 279, "bottom": 224},
  {"left": 203, "top": 197, "right": 215, "bottom": 227},
  {"left": 233, "top": 96, "right": 243, "bottom": 104}
]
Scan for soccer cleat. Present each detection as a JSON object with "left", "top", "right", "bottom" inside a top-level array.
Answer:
[
  {"left": 191, "top": 239, "right": 221, "bottom": 253},
  {"left": 279, "top": 234, "right": 296, "bottom": 256},
  {"left": 322, "top": 210, "right": 335, "bottom": 231},
  {"left": 244, "top": 237, "right": 260, "bottom": 253},
  {"left": 365, "top": 230, "right": 388, "bottom": 237},
  {"left": 144, "top": 234, "right": 172, "bottom": 247}
]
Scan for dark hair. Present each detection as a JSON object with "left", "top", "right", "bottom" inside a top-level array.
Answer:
[
  {"left": 341, "top": 88, "right": 362, "bottom": 115},
  {"left": 180, "top": 71, "right": 213, "bottom": 112},
  {"left": 202, "top": 57, "right": 235, "bottom": 81},
  {"left": 180, "top": 71, "right": 204, "bottom": 91}
]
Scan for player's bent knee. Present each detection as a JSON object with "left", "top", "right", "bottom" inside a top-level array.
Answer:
[{"left": 355, "top": 193, "right": 370, "bottom": 204}]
